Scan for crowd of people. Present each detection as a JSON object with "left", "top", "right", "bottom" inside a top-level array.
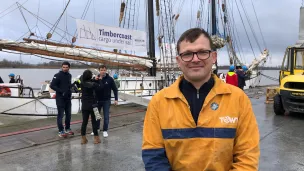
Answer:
[
  {"left": 225, "top": 65, "right": 248, "bottom": 90},
  {"left": 50, "top": 62, "right": 119, "bottom": 144}
]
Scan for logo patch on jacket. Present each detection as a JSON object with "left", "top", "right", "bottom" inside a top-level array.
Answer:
[
  {"left": 219, "top": 116, "right": 238, "bottom": 124},
  {"left": 210, "top": 102, "right": 219, "bottom": 110}
]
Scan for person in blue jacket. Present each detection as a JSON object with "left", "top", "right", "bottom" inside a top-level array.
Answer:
[
  {"left": 50, "top": 61, "right": 74, "bottom": 138},
  {"left": 236, "top": 66, "right": 247, "bottom": 90},
  {"left": 8, "top": 73, "right": 16, "bottom": 83},
  {"left": 91, "top": 65, "right": 118, "bottom": 138}
]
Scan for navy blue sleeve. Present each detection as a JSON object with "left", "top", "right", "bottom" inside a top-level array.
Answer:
[
  {"left": 50, "top": 73, "right": 63, "bottom": 93},
  {"left": 237, "top": 70, "right": 246, "bottom": 79},
  {"left": 111, "top": 78, "right": 118, "bottom": 100},
  {"left": 142, "top": 148, "right": 171, "bottom": 171},
  {"left": 0, "top": 77, "right": 3, "bottom": 83}
]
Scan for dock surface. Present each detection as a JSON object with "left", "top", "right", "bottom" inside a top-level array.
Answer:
[{"left": 1, "top": 88, "right": 304, "bottom": 171}]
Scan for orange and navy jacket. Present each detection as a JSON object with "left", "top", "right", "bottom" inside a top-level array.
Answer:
[
  {"left": 142, "top": 74, "right": 260, "bottom": 171},
  {"left": 225, "top": 71, "right": 238, "bottom": 87}
]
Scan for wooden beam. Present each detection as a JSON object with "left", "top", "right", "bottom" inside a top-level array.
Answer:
[
  {"left": 22, "top": 38, "right": 151, "bottom": 60},
  {"left": 1, "top": 45, "right": 146, "bottom": 71}
]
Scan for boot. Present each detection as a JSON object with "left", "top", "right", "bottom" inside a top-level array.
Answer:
[
  {"left": 81, "top": 136, "right": 88, "bottom": 144},
  {"left": 94, "top": 136, "right": 101, "bottom": 144}
]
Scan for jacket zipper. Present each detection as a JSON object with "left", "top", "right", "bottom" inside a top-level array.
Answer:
[{"left": 197, "top": 89, "right": 199, "bottom": 99}]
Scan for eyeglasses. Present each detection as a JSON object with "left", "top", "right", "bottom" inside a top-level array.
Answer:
[{"left": 179, "top": 50, "right": 213, "bottom": 62}]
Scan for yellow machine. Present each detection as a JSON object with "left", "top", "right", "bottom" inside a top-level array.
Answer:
[{"left": 273, "top": 46, "right": 304, "bottom": 115}]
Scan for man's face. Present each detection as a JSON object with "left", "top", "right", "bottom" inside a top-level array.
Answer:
[
  {"left": 100, "top": 67, "right": 107, "bottom": 76},
  {"left": 62, "top": 65, "right": 70, "bottom": 72},
  {"left": 176, "top": 35, "right": 217, "bottom": 82}
]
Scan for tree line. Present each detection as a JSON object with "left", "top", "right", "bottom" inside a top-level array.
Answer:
[{"left": 0, "top": 59, "right": 102, "bottom": 69}]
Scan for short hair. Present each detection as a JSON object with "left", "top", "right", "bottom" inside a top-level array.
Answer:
[
  {"left": 98, "top": 65, "right": 107, "bottom": 70},
  {"left": 176, "top": 28, "right": 213, "bottom": 54},
  {"left": 82, "top": 70, "right": 92, "bottom": 82},
  {"left": 236, "top": 66, "right": 242, "bottom": 69},
  {"left": 62, "top": 61, "right": 70, "bottom": 67}
]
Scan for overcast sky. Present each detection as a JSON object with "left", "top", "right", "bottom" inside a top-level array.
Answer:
[{"left": 0, "top": 0, "right": 303, "bottom": 66}]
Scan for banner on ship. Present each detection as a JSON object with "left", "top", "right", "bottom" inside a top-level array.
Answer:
[{"left": 76, "top": 19, "right": 147, "bottom": 52}]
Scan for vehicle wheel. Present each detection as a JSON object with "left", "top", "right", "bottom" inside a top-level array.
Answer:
[{"left": 273, "top": 94, "right": 285, "bottom": 115}]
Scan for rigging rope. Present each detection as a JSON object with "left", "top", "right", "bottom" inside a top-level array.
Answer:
[
  {"left": 239, "top": 0, "right": 262, "bottom": 53},
  {"left": 135, "top": 0, "right": 140, "bottom": 29},
  {"left": 16, "top": 3, "right": 32, "bottom": 35},
  {"left": 0, "top": 0, "right": 29, "bottom": 19},
  {"left": 250, "top": 0, "right": 267, "bottom": 49},
  {"left": 235, "top": 0, "right": 256, "bottom": 59},
  {"left": 48, "top": 0, "right": 71, "bottom": 38},
  {"left": 32, "top": 0, "right": 43, "bottom": 38},
  {"left": 196, "top": 0, "right": 205, "bottom": 28},
  {"left": 227, "top": 1, "right": 245, "bottom": 63},
  {"left": 224, "top": 0, "right": 245, "bottom": 64},
  {"left": 123, "top": 0, "right": 129, "bottom": 27},
  {"left": 72, "top": 0, "right": 93, "bottom": 39},
  {"left": 18, "top": 5, "right": 72, "bottom": 43},
  {"left": 190, "top": 0, "right": 194, "bottom": 28},
  {"left": 16, "top": 26, "right": 35, "bottom": 41},
  {"left": 35, "top": 0, "right": 40, "bottom": 27},
  {"left": 201, "top": 0, "right": 207, "bottom": 29},
  {"left": 260, "top": 73, "right": 279, "bottom": 82}
]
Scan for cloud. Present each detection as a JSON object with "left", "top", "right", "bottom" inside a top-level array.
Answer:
[{"left": 0, "top": 0, "right": 302, "bottom": 67}]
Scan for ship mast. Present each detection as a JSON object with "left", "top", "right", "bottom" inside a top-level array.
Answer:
[
  {"left": 211, "top": 0, "right": 218, "bottom": 75},
  {"left": 147, "top": 0, "right": 157, "bottom": 76}
]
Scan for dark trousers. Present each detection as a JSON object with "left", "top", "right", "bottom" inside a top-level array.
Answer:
[
  {"left": 81, "top": 109, "right": 99, "bottom": 136},
  {"left": 96, "top": 100, "right": 111, "bottom": 131},
  {"left": 56, "top": 99, "right": 71, "bottom": 132}
]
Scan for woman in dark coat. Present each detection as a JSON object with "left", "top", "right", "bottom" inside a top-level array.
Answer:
[{"left": 80, "top": 70, "right": 103, "bottom": 144}]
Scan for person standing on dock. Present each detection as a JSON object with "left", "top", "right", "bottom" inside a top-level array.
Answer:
[
  {"left": 92, "top": 65, "right": 118, "bottom": 138},
  {"left": 142, "top": 28, "right": 260, "bottom": 171},
  {"left": 80, "top": 70, "right": 104, "bottom": 144},
  {"left": 236, "top": 66, "right": 247, "bottom": 90},
  {"left": 113, "top": 73, "right": 120, "bottom": 89},
  {"left": 50, "top": 61, "right": 74, "bottom": 138},
  {"left": 225, "top": 65, "right": 238, "bottom": 87},
  {"left": 8, "top": 73, "right": 16, "bottom": 83}
]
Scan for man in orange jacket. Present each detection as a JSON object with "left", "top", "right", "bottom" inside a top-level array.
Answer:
[
  {"left": 225, "top": 65, "right": 238, "bottom": 87},
  {"left": 142, "top": 28, "right": 260, "bottom": 171}
]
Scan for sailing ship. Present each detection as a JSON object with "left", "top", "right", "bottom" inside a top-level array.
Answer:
[{"left": 0, "top": 0, "right": 269, "bottom": 116}]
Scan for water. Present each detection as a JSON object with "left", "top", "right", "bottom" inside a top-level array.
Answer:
[
  {"left": 0, "top": 68, "right": 280, "bottom": 88},
  {"left": 218, "top": 69, "right": 280, "bottom": 87}
]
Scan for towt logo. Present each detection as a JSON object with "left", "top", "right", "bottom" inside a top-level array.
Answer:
[{"left": 219, "top": 116, "right": 238, "bottom": 124}]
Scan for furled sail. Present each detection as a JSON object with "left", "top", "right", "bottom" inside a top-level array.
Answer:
[{"left": 0, "top": 39, "right": 153, "bottom": 69}]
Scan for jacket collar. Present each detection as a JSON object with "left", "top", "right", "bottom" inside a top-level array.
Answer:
[
  {"left": 164, "top": 74, "right": 231, "bottom": 99},
  {"left": 227, "top": 72, "right": 236, "bottom": 76},
  {"left": 59, "top": 70, "right": 70, "bottom": 74},
  {"left": 98, "top": 73, "right": 109, "bottom": 78}
]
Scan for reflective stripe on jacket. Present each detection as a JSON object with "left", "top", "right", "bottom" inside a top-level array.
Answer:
[{"left": 142, "top": 74, "right": 260, "bottom": 171}]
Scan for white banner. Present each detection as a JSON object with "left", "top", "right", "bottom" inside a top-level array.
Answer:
[{"left": 76, "top": 19, "right": 147, "bottom": 52}]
